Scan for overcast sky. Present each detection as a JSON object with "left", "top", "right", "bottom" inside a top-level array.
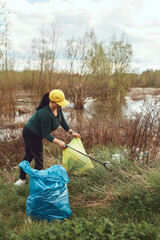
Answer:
[{"left": 5, "top": 0, "right": 160, "bottom": 73}]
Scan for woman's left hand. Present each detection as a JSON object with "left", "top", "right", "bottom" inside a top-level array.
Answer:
[{"left": 71, "top": 132, "right": 81, "bottom": 138}]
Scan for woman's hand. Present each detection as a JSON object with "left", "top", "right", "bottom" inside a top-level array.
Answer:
[
  {"left": 53, "top": 138, "right": 66, "bottom": 149},
  {"left": 71, "top": 132, "right": 81, "bottom": 138}
]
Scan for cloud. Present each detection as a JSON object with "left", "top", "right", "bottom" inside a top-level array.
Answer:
[
  {"left": 4, "top": 0, "right": 160, "bottom": 72},
  {"left": 27, "top": 0, "right": 49, "bottom": 3}
]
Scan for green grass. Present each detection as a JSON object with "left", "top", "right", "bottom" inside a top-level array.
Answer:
[{"left": 1, "top": 144, "right": 160, "bottom": 239}]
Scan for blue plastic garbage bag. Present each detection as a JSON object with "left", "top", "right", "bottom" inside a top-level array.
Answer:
[{"left": 19, "top": 161, "right": 72, "bottom": 221}]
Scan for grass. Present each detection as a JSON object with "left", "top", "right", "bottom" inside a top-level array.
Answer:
[{"left": 1, "top": 142, "right": 160, "bottom": 239}]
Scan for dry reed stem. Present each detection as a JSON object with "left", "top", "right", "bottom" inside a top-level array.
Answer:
[{"left": 70, "top": 192, "right": 116, "bottom": 209}]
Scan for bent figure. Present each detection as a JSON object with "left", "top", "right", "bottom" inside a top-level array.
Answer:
[{"left": 14, "top": 89, "right": 80, "bottom": 186}]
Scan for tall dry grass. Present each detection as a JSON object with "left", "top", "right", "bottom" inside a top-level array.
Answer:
[
  {"left": 0, "top": 70, "right": 18, "bottom": 119},
  {"left": 60, "top": 99, "right": 160, "bottom": 164}
]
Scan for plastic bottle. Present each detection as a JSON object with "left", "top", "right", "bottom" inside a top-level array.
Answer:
[
  {"left": 139, "top": 151, "right": 144, "bottom": 164},
  {"left": 144, "top": 151, "right": 149, "bottom": 163}
]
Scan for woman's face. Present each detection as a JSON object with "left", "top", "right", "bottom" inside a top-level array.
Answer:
[{"left": 50, "top": 101, "right": 61, "bottom": 110}]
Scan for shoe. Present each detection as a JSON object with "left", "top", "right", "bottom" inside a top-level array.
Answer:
[{"left": 14, "top": 179, "right": 26, "bottom": 186}]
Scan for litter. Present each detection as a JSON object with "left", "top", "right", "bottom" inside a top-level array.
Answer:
[
  {"left": 63, "top": 138, "right": 109, "bottom": 173},
  {"left": 63, "top": 138, "right": 94, "bottom": 174}
]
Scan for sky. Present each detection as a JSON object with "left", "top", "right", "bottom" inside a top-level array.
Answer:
[{"left": 4, "top": 0, "right": 160, "bottom": 73}]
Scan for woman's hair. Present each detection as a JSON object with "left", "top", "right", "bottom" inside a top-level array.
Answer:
[{"left": 36, "top": 92, "right": 50, "bottom": 110}]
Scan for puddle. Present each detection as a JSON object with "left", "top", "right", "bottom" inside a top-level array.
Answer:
[{"left": 0, "top": 128, "right": 22, "bottom": 141}]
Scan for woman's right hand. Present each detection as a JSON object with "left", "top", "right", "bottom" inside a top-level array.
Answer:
[{"left": 53, "top": 138, "right": 66, "bottom": 149}]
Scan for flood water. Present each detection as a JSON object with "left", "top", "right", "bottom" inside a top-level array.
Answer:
[{"left": 1, "top": 88, "right": 160, "bottom": 141}]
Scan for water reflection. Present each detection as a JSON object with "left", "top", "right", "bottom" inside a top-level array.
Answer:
[
  {"left": 1, "top": 90, "right": 160, "bottom": 141},
  {"left": 0, "top": 128, "right": 22, "bottom": 141},
  {"left": 123, "top": 95, "right": 160, "bottom": 117}
]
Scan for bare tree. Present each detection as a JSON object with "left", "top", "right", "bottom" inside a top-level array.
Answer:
[
  {"left": 88, "top": 40, "right": 110, "bottom": 100},
  {"left": 0, "top": 2, "right": 15, "bottom": 118},
  {"left": 28, "top": 21, "right": 61, "bottom": 105},
  {"left": 65, "top": 30, "right": 96, "bottom": 109},
  {"left": 47, "top": 20, "right": 61, "bottom": 88},
  {"left": 107, "top": 32, "right": 133, "bottom": 102}
]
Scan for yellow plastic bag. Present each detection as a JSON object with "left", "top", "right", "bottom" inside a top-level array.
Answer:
[{"left": 62, "top": 138, "right": 94, "bottom": 174}]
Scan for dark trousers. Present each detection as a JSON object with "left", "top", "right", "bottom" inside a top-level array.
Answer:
[{"left": 20, "top": 126, "right": 43, "bottom": 180}]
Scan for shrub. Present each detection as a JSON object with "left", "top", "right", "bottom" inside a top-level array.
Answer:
[{"left": 5, "top": 217, "right": 158, "bottom": 240}]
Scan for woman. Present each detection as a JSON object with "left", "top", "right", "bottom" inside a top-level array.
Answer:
[{"left": 14, "top": 89, "right": 80, "bottom": 186}]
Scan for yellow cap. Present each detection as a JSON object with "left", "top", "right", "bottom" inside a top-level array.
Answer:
[{"left": 49, "top": 89, "right": 69, "bottom": 107}]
